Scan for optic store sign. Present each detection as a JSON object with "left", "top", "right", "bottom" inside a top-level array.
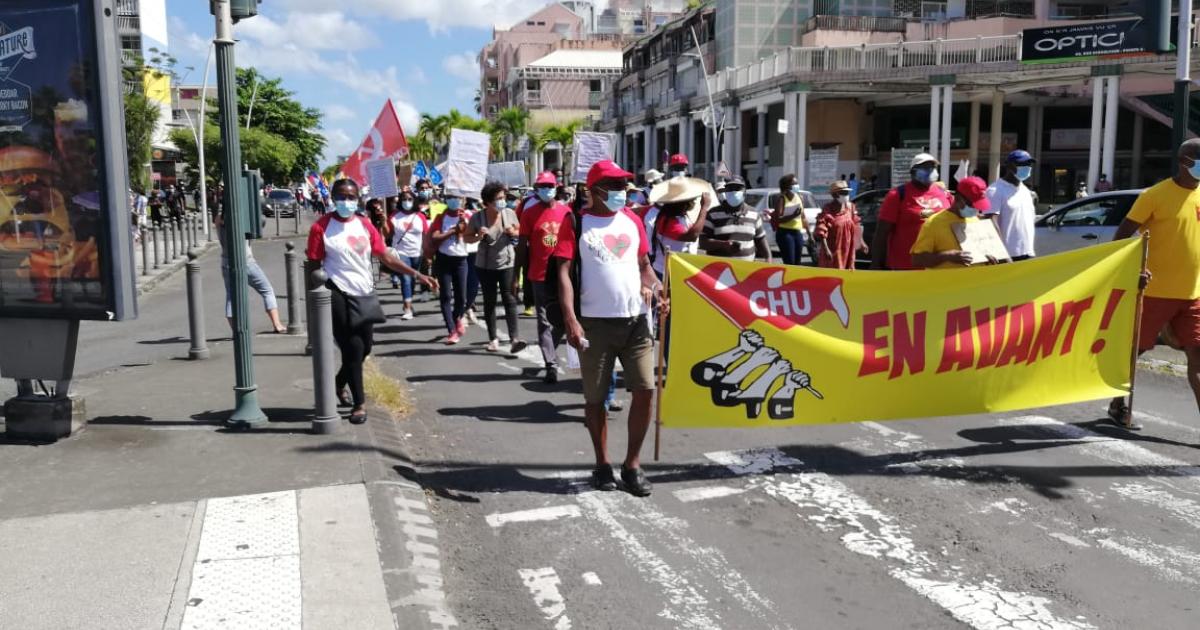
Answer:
[{"left": 1022, "top": 18, "right": 1169, "bottom": 64}]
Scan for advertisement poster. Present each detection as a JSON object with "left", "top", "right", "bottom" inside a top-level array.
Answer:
[
  {"left": 807, "top": 146, "right": 839, "bottom": 193},
  {"left": 0, "top": 2, "right": 119, "bottom": 318}
]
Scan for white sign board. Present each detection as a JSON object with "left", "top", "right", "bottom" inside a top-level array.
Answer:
[
  {"left": 1049, "top": 128, "right": 1092, "bottom": 150},
  {"left": 777, "top": 119, "right": 789, "bottom": 135},
  {"left": 444, "top": 128, "right": 491, "bottom": 198},
  {"left": 952, "top": 220, "right": 1012, "bottom": 265},
  {"left": 808, "top": 146, "right": 840, "bottom": 193},
  {"left": 891, "top": 148, "right": 923, "bottom": 189},
  {"left": 572, "top": 131, "right": 615, "bottom": 183},
  {"left": 487, "top": 161, "right": 528, "bottom": 188},
  {"left": 364, "top": 157, "right": 398, "bottom": 199}
]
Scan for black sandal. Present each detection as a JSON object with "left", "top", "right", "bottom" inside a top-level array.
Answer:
[
  {"left": 620, "top": 466, "right": 652, "bottom": 497},
  {"left": 1106, "top": 399, "right": 1142, "bottom": 430},
  {"left": 337, "top": 388, "right": 353, "bottom": 408},
  {"left": 349, "top": 411, "right": 368, "bottom": 425},
  {"left": 591, "top": 466, "right": 617, "bottom": 491}
]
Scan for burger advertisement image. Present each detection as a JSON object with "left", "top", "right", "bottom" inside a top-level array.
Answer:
[{"left": 0, "top": 1, "right": 134, "bottom": 320}]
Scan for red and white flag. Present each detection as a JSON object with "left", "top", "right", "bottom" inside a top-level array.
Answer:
[{"left": 341, "top": 99, "right": 409, "bottom": 187}]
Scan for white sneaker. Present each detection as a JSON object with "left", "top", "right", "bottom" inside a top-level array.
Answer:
[
  {"left": 400, "top": 310, "right": 414, "bottom": 321},
  {"left": 485, "top": 339, "right": 501, "bottom": 352},
  {"left": 466, "top": 309, "right": 479, "bottom": 325}
]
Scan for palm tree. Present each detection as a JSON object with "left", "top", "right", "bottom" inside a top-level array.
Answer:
[
  {"left": 534, "top": 119, "right": 586, "bottom": 171},
  {"left": 418, "top": 112, "right": 452, "bottom": 159},
  {"left": 494, "top": 106, "right": 531, "bottom": 161},
  {"left": 473, "top": 89, "right": 482, "bottom": 116},
  {"left": 406, "top": 135, "right": 435, "bottom": 163}
]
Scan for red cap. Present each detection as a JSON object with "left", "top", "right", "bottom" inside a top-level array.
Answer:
[
  {"left": 956, "top": 176, "right": 991, "bottom": 212},
  {"left": 669, "top": 153, "right": 689, "bottom": 167},
  {"left": 534, "top": 171, "right": 557, "bottom": 186},
  {"left": 586, "top": 159, "right": 633, "bottom": 188}
]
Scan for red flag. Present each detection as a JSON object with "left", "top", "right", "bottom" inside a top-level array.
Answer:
[
  {"left": 684, "top": 262, "right": 851, "bottom": 331},
  {"left": 341, "top": 99, "right": 409, "bottom": 187}
]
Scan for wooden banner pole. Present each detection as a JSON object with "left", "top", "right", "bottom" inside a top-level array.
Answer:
[
  {"left": 653, "top": 253, "right": 670, "bottom": 462},
  {"left": 1125, "top": 232, "right": 1150, "bottom": 428}
]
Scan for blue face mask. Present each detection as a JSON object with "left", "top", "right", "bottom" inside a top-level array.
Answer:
[
  {"left": 670, "top": 169, "right": 687, "bottom": 179},
  {"left": 958, "top": 204, "right": 978, "bottom": 219},
  {"left": 419, "top": 190, "right": 432, "bottom": 200},
  {"left": 401, "top": 201, "right": 414, "bottom": 211},
  {"left": 604, "top": 190, "right": 627, "bottom": 212},
  {"left": 445, "top": 198, "right": 461, "bottom": 211},
  {"left": 1015, "top": 165, "right": 1033, "bottom": 181},
  {"left": 535, "top": 187, "right": 554, "bottom": 203},
  {"left": 914, "top": 168, "right": 937, "bottom": 185},
  {"left": 789, "top": 184, "right": 801, "bottom": 194},
  {"left": 334, "top": 199, "right": 357, "bottom": 218},
  {"left": 1188, "top": 160, "right": 1200, "bottom": 181},
  {"left": 724, "top": 191, "right": 745, "bottom": 207}
]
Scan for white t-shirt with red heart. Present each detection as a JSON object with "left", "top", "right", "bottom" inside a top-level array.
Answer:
[
  {"left": 306, "top": 214, "right": 388, "bottom": 297},
  {"left": 555, "top": 208, "right": 650, "bottom": 319},
  {"left": 389, "top": 210, "right": 429, "bottom": 258}
]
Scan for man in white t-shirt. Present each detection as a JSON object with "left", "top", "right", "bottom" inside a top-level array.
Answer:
[
  {"left": 555, "top": 159, "right": 666, "bottom": 497},
  {"left": 986, "top": 149, "right": 1038, "bottom": 261}
]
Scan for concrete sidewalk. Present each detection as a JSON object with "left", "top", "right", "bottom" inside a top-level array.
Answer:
[{"left": 0, "top": 326, "right": 418, "bottom": 629}]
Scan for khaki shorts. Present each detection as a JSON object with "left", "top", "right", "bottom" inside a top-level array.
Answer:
[{"left": 579, "top": 315, "right": 656, "bottom": 404}]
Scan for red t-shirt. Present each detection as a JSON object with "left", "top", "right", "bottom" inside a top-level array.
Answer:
[
  {"left": 878, "top": 183, "right": 952, "bottom": 270},
  {"left": 519, "top": 200, "right": 572, "bottom": 282}
]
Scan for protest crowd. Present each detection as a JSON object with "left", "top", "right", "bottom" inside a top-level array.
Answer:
[{"left": 305, "top": 138, "right": 1200, "bottom": 498}]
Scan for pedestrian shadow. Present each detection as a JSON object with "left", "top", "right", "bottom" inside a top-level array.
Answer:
[
  {"left": 191, "top": 407, "right": 315, "bottom": 424},
  {"left": 89, "top": 414, "right": 221, "bottom": 428},
  {"left": 1080, "top": 418, "right": 1200, "bottom": 450},
  {"left": 439, "top": 400, "right": 584, "bottom": 423},
  {"left": 374, "top": 324, "right": 446, "bottom": 334},
  {"left": 409, "top": 372, "right": 529, "bottom": 384}
]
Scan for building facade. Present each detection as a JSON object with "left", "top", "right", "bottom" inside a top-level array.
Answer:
[
  {"left": 117, "top": 0, "right": 178, "bottom": 189},
  {"left": 600, "top": 1, "right": 1190, "bottom": 208}
]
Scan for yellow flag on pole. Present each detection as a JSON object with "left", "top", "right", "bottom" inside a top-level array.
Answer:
[{"left": 661, "top": 239, "right": 1143, "bottom": 428}]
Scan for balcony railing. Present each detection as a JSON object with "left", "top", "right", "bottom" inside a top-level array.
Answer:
[
  {"left": 116, "top": 0, "right": 139, "bottom": 17},
  {"left": 800, "top": 15, "right": 907, "bottom": 35},
  {"left": 117, "top": 14, "right": 140, "bottom": 33}
]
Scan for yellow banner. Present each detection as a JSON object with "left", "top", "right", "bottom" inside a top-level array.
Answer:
[{"left": 662, "top": 239, "right": 1143, "bottom": 428}]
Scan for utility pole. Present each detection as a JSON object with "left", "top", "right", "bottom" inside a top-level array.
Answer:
[
  {"left": 690, "top": 25, "right": 722, "bottom": 176},
  {"left": 212, "top": 0, "right": 267, "bottom": 428},
  {"left": 1172, "top": 0, "right": 1194, "bottom": 166}
]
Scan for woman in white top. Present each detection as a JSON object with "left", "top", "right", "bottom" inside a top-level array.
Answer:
[
  {"left": 429, "top": 193, "right": 472, "bottom": 344},
  {"left": 388, "top": 189, "right": 428, "bottom": 320},
  {"left": 307, "top": 179, "right": 436, "bottom": 424}
]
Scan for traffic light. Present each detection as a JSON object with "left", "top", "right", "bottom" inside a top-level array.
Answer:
[{"left": 230, "top": 0, "right": 261, "bottom": 22}]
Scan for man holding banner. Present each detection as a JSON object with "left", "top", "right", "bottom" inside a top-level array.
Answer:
[
  {"left": 1109, "top": 138, "right": 1200, "bottom": 424},
  {"left": 555, "top": 160, "right": 666, "bottom": 497}
]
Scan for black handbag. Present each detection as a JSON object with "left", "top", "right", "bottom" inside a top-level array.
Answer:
[{"left": 345, "top": 293, "right": 387, "bottom": 328}]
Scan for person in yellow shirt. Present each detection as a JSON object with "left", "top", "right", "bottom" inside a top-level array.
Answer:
[
  {"left": 1109, "top": 138, "right": 1200, "bottom": 426},
  {"left": 910, "top": 176, "right": 997, "bottom": 269}
]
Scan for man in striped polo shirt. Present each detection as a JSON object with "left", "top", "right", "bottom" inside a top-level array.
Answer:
[{"left": 700, "top": 177, "right": 773, "bottom": 262}]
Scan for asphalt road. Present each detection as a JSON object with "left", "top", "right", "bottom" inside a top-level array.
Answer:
[{"left": 373, "top": 294, "right": 1200, "bottom": 630}]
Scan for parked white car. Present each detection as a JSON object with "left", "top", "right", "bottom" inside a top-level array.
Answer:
[{"left": 1034, "top": 190, "right": 1142, "bottom": 256}]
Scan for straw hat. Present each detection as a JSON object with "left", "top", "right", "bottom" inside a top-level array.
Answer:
[
  {"left": 829, "top": 180, "right": 850, "bottom": 194},
  {"left": 649, "top": 177, "right": 708, "bottom": 205}
]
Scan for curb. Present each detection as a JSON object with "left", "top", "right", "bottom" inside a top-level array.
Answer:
[
  {"left": 1138, "top": 357, "right": 1186, "bottom": 377},
  {"left": 136, "top": 241, "right": 217, "bottom": 296}
]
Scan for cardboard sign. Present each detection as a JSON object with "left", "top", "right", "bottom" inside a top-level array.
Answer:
[
  {"left": 365, "top": 157, "right": 398, "bottom": 199},
  {"left": 572, "top": 131, "right": 615, "bottom": 183},
  {"left": 952, "top": 219, "right": 1012, "bottom": 265},
  {"left": 395, "top": 162, "right": 414, "bottom": 188},
  {"left": 487, "top": 161, "right": 528, "bottom": 187},
  {"left": 444, "top": 128, "right": 490, "bottom": 198}
]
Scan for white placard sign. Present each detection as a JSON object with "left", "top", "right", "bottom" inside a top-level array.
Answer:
[
  {"left": 777, "top": 119, "right": 789, "bottom": 135},
  {"left": 891, "top": 148, "right": 923, "bottom": 188},
  {"left": 364, "top": 157, "right": 398, "bottom": 199},
  {"left": 952, "top": 220, "right": 1012, "bottom": 265},
  {"left": 808, "top": 146, "right": 839, "bottom": 192},
  {"left": 444, "top": 128, "right": 491, "bottom": 198},
  {"left": 572, "top": 131, "right": 615, "bottom": 182},
  {"left": 487, "top": 161, "right": 528, "bottom": 187}
]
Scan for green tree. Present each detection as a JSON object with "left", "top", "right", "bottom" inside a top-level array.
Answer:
[
  {"left": 171, "top": 122, "right": 298, "bottom": 186},
  {"left": 206, "top": 68, "right": 326, "bottom": 179},
  {"left": 534, "top": 119, "right": 586, "bottom": 172},
  {"left": 406, "top": 135, "right": 435, "bottom": 163},
  {"left": 493, "top": 106, "right": 531, "bottom": 160},
  {"left": 124, "top": 92, "right": 160, "bottom": 192},
  {"left": 321, "top": 162, "right": 343, "bottom": 183}
]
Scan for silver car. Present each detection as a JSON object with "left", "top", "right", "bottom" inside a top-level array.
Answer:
[
  {"left": 264, "top": 189, "right": 299, "bottom": 218},
  {"left": 742, "top": 188, "right": 821, "bottom": 261},
  {"left": 1034, "top": 190, "right": 1141, "bottom": 256}
]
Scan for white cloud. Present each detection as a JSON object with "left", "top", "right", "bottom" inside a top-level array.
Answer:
[
  {"left": 442, "top": 51, "right": 480, "bottom": 83},
  {"left": 324, "top": 104, "right": 356, "bottom": 121},
  {"left": 323, "top": 128, "right": 356, "bottom": 159},
  {"left": 272, "top": 0, "right": 553, "bottom": 31},
  {"left": 235, "top": 11, "right": 377, "bottom": 50}
]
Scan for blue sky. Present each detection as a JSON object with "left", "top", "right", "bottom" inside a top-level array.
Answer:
[{"left": 167, "top": 0, "right": 561, "bottom": 166}]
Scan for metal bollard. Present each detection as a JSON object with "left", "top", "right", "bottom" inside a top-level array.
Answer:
[
  {"left": 207, "top": 213, "right": 214, "bottom": 242},
  {"left": 151, "top": 226, "right": 160, "bottom": 269},
  {"left": 275, "top": 206, "right": 281, "bottom": 237},
  {"left": 140, "top": 226, "right": 149, "bottom": 276},
  {"left": 285, "top": 242, "right": 303, "bottom": 334},
  {"left": 186, "top": 249, "right": 210, "bottom": 360},
  {"left": 176, "top": 217, "right": 185, "bottom": 257},
  {"left": 309, "top": 269, "right": 340, "bottom": 434},
  {"left": 184, "top": 216, "right": 193, "bottom": 252},
  {"left": 293, "top": 208, "right": 300, "bottom": 234},
  {"left": 166, "top": 220, "right": 175, "bottom": 260},
  {"left": 192, "top": 214, "right": 200, "bottom": 248},
  {"left": 304, "top": 259, "right": 318, "bottom": 356}
]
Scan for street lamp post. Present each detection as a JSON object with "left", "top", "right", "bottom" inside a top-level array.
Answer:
[
  {"left": 198, "top": 43, "right": 213, "bottom": 237},
  {"left": 1172, "top": 0, "right": 1194, "bottom": 168},
  {"left": 689, "top": 26, "right": 722, "bottom": 178},
  {"left": 212, "top": 0, "right": 267, "bottom": 428}
]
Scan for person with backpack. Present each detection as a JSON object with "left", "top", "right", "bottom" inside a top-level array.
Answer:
[
  {"left": 554, "top": 159, "right": 666, "bottom": 497},
  {"left": 514, "top": 171, "right": 574, "bottom": 383},
  {"left": 869, "top": 153, "right": 952, "bottom": 270},
  {"left": 388, "top": 190, "right": 428, "bottom": 320}
]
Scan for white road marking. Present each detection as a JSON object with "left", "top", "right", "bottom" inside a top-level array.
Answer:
[
  {"left": 978, "top": 497, "right": 1030, "bottom": 517},
  {"left": 671, "top": 485, "right": 747, "bottom": 503},
  {"left": 497, "top": 361, "right": 521, "bottom": 372},
  {"left": 576, "top": 492, "right": 721, "bottom": 630},
  {"left": 706, "top": 448, "right": 1093, "bottom": 630},
  {"left": 581, "top": 572, "right": 602, "bottom": 586},
  {"left": 486, "top": 505, "right": 582, "bottom": 528},
  {"left": 1092, "top": 532, "right": 1200, "bottom": 585},
  {"left": 1130, "top": 409, "right": 1197, "bottom": 433},
  {"left": 519, "top": 567, "right": 573, "bottom": 630},
  {"left": 1045, "top": 532, "right": 1091, "bottom": 548},
  {"left": 182, "top": 491, "right": 302, "bottom": 630},
  {"left": 393, "top": 490, "right": 459, "bottom": 629},
  {"left": 1111, "top": 482, "right": 1200, "bottom": 530}
]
